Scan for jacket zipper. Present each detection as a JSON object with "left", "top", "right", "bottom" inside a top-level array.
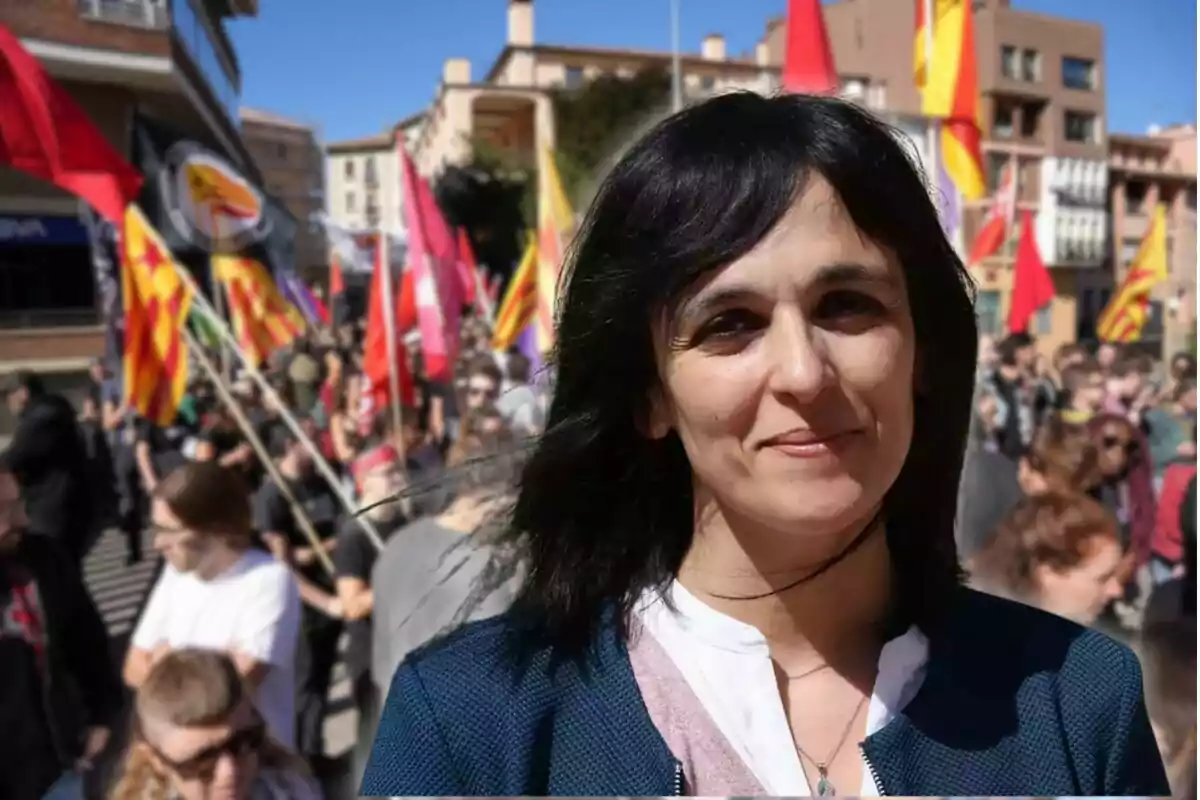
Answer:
[
  {"left": 672, "top": 760, "right": 684, "bottom": 796},
  {"left": 860, "top": 744, "right": 886, "bottom": 796}
]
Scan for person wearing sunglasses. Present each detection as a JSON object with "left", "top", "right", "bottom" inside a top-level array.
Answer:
[{"left": 111, "top": 649, "right": 319, "bottom": 800}]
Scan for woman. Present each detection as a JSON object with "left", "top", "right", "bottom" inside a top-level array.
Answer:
[
  {"left": 110, "top": 649, "right": 319, "bottom": 800},
  {"left": 1016, "top": 416, "right": 1101, "bottom": 497},
  {"left": 1089, "top": 413, "right": 1157, "bottom": 572},
  {"left": 363, "top": 93, "right": 1167, "bottom": 796},
  {"left": 969, "top": 492, "right": 1126, "bottom": 624}
]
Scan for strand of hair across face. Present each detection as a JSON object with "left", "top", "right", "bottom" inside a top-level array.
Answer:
[{"left": 704, "top": 507, "right": 886, "bottom": 601}]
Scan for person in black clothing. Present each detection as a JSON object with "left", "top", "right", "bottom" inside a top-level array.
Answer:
[
  {"left": 79, "top": 392, "right": 117, "bottom": 538},
  {"left": 334, "top": 443, "right": 407, "bottom": 782},
  {"left": 2, "top": 371, "right": 93, "bottom": 564},
  {"left": 252, "top": 421, "right": 344, "bottom": 766},
  {"left": 0, "top": 462, "right": 122, "bottom": 800}
]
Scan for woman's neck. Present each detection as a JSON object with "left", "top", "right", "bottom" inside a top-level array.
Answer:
[{"left": 676, "top": 500, "right": 894, "bottom": 671}]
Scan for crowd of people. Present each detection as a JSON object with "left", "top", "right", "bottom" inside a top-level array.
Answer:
[
  {"left": 0, "top": 310, "right": 544, "bottom": 800},
  {"left": 0, "top": 91, "right": 1194, "bottom": 800}
]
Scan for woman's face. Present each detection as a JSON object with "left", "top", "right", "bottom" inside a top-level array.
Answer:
[
  {"left": 142, "top": 701, "right": 262, "bottom": 800},
  {"left": 1098, "top": 422, "right": 1137, "bottom": 478},
  {"left": 652, "top": 176, "right": 915, "bottom": 549},
  {"left": 1034, "top": 536, "right": 1125, "bottom": 624}
]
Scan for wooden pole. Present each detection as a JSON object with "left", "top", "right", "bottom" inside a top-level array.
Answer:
[
  {"left": 378, "top": 231, "right": 406, "bottom": 448},
  {"left": 170, "top": 260, "right": 387, "bottom": 552},
  {"left": 184, "top": 330, "right": 344, "bottom": 570}
]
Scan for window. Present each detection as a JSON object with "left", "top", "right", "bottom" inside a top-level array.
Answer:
[
  {"left": 276, "top": 142, "right": 287, "bottom": 160},
  {"left": 986, "top": 153, "right": 1009, "bottom": 193},
  {"left": 993, "top": 101, "right": 1015, "bottom": 138},
  {"left": 344, "top": 160, "right": 354, "bottom": 179},
  {"left": 564, "top": 66, "right": 584, "bottom": 89},
  {"left": 365, "top": 156, "right": 378, "bottom": 186},
  {"left": 1021, "top": 49, "right": 1041, "bottom": 82},
  {"left": 976, "top": 290, "right": 1002, "bottom": 337},
  {"left": 1120, "top": 237, "right": 1141, "bottom": 266},
  {"left": 1125, "top": 180, "right": 1148, "bottom": 214},
  {"left": 1063, "top": 111, "right": 1097, "bottom": 143},
  {"left": 1062, "top": 57, "right": 1096, "bottom": 90},
  {"left": 1034, "top": 304, "right": 1052, "bottom": 335},
  {"left": 346, "top": 192, "right": 355, "bottom": 212},
  {"left": 1019, "top": 102, "right": 1041, "bottom": 139},
  {"left": 1000, "top": 45, "right": 1018, "bottom": 79}
]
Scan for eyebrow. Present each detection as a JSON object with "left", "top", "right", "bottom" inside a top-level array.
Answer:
[{"left": 683, "top": 262, "right": 897, "bottom": 319}]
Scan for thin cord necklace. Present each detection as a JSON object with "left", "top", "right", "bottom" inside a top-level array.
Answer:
[{"left": 793, "top": 694, "right": 868, "bottom": 797}]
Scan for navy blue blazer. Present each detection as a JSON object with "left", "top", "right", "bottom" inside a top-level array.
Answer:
[{"left": 362, "top": 587, "right": 1169, "bottom": 796}]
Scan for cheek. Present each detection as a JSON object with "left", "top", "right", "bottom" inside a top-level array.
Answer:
[{"left": 663, "top": 356, "right": 762, "bottom": 439}]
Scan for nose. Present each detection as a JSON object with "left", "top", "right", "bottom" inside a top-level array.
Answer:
[
  {"left": 209, "top": 752, "right": 244, "bottom": 799},
  {"left": 764, "top": 308, "right": 829, "bottom": 402}
]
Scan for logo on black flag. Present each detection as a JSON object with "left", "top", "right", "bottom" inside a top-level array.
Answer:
[{"left": 134, "top": 115, "right": 272, "bottom": 255}]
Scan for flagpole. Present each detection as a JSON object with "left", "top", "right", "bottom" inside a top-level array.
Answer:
[
  {"left": 212, "top": 265, "right": 232, "bottom": 381},
  {"left": 185, "top": 330, "right": 338, "bottom": 574},
  {"left": 1000, "top": 151, "right": 1020, "bottom": 336},
  {"left": 378, "top": 230, "right": 406, "bottom": 449},
  {"left": 923, "top": 0, "right": 939, "bottom": 211},
  {"left": 670, "top": 0, "right": 683, "bottom": 112},
  {"left": 168, "top": 260, "right": 387, "bottom": 552}
]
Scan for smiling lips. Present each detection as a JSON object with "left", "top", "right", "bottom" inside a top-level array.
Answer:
[{"left": 759, "top": 428, "right": 863, "bottom": 458}]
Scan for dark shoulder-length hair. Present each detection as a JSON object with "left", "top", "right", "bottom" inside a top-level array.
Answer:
[{"left": 504, "top": 92, "right": 978, "bottom": 658}]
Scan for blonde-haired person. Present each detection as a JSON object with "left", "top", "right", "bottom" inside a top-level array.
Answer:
[{"left": 111, "top": 649, "right": 320, "bottom": 800}]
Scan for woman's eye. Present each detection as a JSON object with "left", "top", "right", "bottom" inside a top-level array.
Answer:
[
  {"left": 693, "top": 310, "right": 763, "bottom": 343},
  {"left": 815, "top": 290, "right": 885, "bottom": 320}
]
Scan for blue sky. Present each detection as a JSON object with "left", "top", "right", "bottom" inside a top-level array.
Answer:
[{"left": 230, "top": 0, "right": 1197, "bottom": 143}]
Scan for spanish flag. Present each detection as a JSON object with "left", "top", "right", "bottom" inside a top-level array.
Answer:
[
  {"left": 1096, "top": 204, "right": 1169, "bottom": 343},
  {"left": 536, "top": 147, "right": 574, "bottom": 353},
  {"left": 918, "top": 0, "right": 986, "bottom": 201},
  {"left": 212, "top": 255, "right": 305, "bottom": 367},
  {"left": 121, "top": 206, "right": 193, "bottom": 426},
  {"left": 492, "top": 235, "right": 538, "bottom": 351}
]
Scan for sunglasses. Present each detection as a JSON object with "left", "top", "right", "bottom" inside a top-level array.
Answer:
[
  {"left": 1101, "top": 436, "right": 1139, "bottom": 456},
  {"left": 146, "top": 720, "right": 266, "bottom": 781}
]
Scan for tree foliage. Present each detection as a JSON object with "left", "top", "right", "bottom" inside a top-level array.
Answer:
[{"left": 435, "top": 67, "right": 672, "bottom": 284}]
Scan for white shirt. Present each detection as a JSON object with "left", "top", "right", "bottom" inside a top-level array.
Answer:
[
  {"left": 132, "top": 549, "right": 302, "bottom": 747},
  {"left": 637, "top": 581, "right": 929, "bottom": 796}
]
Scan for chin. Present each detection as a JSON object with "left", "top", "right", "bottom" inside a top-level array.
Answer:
[{"left": 751, "top": 479, "right": 879, "bottom": 535}]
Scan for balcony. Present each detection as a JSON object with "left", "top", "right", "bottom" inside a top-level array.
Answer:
[{"left": 77, "top": 0, "right": 169, "bottom": 29}]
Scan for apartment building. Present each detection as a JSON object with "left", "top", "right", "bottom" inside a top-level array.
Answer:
[
  {"left": 407, "top": 0, "right": 780, "bottom": 178},
  {"left": 0, "top": 0, "right": 257, "bottom": 401},
  {"left": 763, "top": 0, "right": 1108, "bottom": 354},
  {"left": 325, "top": 110, "right": 428, "bottom": 236},
  {"left": 240, "top": 106, "right": 327, "bottom": 283},
  {"left": 1090, "top": 125, "right": 1196, "bottom": 358}
]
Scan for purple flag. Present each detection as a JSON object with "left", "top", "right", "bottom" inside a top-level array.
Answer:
[{"left": 937, "top": 153, "right": 962, "bottom": 242}]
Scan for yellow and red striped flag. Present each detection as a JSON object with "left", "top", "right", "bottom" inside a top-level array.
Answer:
[
  {"left": 536, "top": 146, "right": 574, "bottom": 353},
  {"left": 918, "top": 0, "right": 986, "bottom": 201},
  {"left": 492, "top": 235, "right": 538, "bottom": 351},
  {"left": 121, "top": 205, "right": 193, "bottom": 426},
  {"left": 212, "top": 254, "right": 305, "bottom": 367},
  {"left": 1097, "top": 204, "right": 1169, "bottom": 343}
]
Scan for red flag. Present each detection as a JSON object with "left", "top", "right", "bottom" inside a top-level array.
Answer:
[
  {"left": 456, "top": 227, "right": 480, "bottom": 309},
  {"left": 397, "top": 268, "right": 417, "bottom": 333},
  {"left": 1007, "top": 210, "right": 1054, "bottom": 334},
  {"left": 362, "top": 237, "right": 413, "bottom": 410},
  {"left": 330, "top": 253, "right": 345, "bottom": 297},
  {"left": 967, "top": 157, "right": 1017, "bottom": 266},
  {"left": 0, "top": 25, "right": 142, "bottom": 222},
  {"left": 782, "top": 0, "right": 838, "bottom": 94}
]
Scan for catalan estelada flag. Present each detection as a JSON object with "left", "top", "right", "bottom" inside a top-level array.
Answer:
[
  {"left": 212, "top": 254, "right": 305, "bottom": 367},
  {"left": 918, "top": 0, "right": 986, "bottom": 201},
  {"left": 492, "top": 235, "right": 538, "bottom": 351},
  {"left": 536, "top": 147, "right": 574, "bottom": 353},
  {"left": 1097, "top": 204, "right": 1169, "bottom": 343},
  {"left": 121, "top": 205, "right": 193, "bottom": 426}
]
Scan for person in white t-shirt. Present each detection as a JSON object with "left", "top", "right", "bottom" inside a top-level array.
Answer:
[{"left": 123, "top": 461, "right": 301, "bottom": 748}]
